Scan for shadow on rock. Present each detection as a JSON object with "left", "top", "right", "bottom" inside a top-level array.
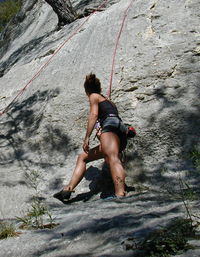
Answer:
[
  {"left": 126, "top": 62, "right": 200, "bottom": 189},
  {"left": 0, "top": 89, "right": 77, "bottom": 174},
  {"left": 31, "top": 193, "right": 183, "bottom": 257},
  {"left": 52, "top": 164, "right": 136, "bottom": 205}
]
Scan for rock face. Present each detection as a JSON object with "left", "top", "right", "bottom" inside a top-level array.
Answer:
[{"left": 0, "top": 0, "right": 200, "bottom": 256}]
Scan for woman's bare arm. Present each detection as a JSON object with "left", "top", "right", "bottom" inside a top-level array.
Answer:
[{"left": 83, "top": 93, "right": 99, "bottom": 152}]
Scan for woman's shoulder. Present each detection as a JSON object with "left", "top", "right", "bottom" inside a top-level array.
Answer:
[{"left": 89, "top": 93, "right": 104, "bottom": 102}]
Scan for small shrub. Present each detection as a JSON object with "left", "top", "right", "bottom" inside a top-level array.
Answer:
[
  {"left": 191, "top": 148, "right": 200, "bottom": 171},
  {"left": 139, "top": 218, "right": 196, "bottom": 257},
  {"left": 18, "top": 169, "right": 58, "bottom": 230},
  {"left": 17, "top": 197, "right": 58, "bottom": 229},
  {"left": 0, "top": 0, "right": 22, "bottom": 32},
  {"left": 163, "top": 180, "right": 197, "bottom": 202},
  {"left": 124, "top": 218, "right": 197, "bottom": 257},
  {"left": 24, "top": 170, "right": 41, "bottom": 191},
  {"left": 180, "top": 180, "right": 197, "bottom": 201},
  {"left": 0, "top": 222, "right": 19, "bottom": 239},
  {"left": 141, "top": 218, "right": 196, "bottom": 257}
]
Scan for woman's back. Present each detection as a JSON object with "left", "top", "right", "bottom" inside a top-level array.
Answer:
[{"left": 98, "top": 98, "right": 119, "bottom": 122}]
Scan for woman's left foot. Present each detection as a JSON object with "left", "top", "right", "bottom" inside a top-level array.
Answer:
[{"left": 101, "top": 193, "right": 126, "bottom": 200}]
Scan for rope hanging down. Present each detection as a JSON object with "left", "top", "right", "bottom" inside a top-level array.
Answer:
[
  {"left": 107, "top": 0, "right": 134, "bottom": 99},
  {"left": 0, "top": 0, "right": 109, "bottom": 116}
]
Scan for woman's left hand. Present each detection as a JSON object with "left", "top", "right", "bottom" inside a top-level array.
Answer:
[
  {"left": 83, "top": 138, "right": 90, "bottom": 153},
  {"left": 96, "top": 127, "right": 102, "bottom": 140}
]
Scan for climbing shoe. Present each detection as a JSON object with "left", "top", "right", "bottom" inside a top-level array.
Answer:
[
  {"left": 102, "top": 193, "right": 126, "bottom": 200},
  {"left": 53, "top": 190, "right": 72, "bottom": 202}
]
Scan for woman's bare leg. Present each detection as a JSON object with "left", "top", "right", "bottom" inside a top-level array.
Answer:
[
  {"left": 63, "top": 145, "right": 104, "bottom": 192},
  {"left": 100, "top": 132, "right": 126, "bottom": 197}
]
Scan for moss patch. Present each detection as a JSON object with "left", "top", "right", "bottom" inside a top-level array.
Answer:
[{"left": 0, "top": 0, "right": 21, "bottom": 32}]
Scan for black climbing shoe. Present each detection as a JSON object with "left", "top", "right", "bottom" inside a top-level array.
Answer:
[{"left": 53, "top": 190, "right": 72, "bottom": 202}]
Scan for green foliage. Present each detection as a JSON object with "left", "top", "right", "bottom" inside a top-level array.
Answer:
[
  {"left": 163, "top": 179, "right": 197, "bottom": 202},
  {"left": 17, "top": 169, "right": 58, "bottom": 230},
  {"left": 140, "top": 218, "right": 196, "bottom": 257},
  {"left": 0, "top": 222, "right": 19, "bottom": 239},
  {"left": 179, "top": 179, "right": 197, "bottom": 201},
  {"left": 191, "top": 148, "right": 200, "bottom": 171},
  {"left": 24, "top": 170, "right": 41, "bottom": 191},
  {"left": 122, "top": 218, "right": 198, "bottom": 256},
  {"left": 17, "top": 197, "right": 58, "bottom": 229},
  {"left": 0, "top": 0, "right": 21, "bottom": 32}
]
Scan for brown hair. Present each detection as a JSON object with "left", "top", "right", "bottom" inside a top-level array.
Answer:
[{"left": 84, "top": 73, "right": 101, "bottom": 95}]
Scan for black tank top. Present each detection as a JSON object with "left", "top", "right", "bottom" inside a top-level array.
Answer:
[{"left": 98, "top": 99, "right": 119, "bottom": 122}]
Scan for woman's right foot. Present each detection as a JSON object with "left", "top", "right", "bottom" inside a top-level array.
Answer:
[{"left": 53, "top": 190, "right": 72, "bottom": 202}]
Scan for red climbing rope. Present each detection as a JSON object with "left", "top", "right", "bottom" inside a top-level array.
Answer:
[
  {"left": 107, "top": 0, "right": 134, "bottom": 99},
  {"left": 0, "top": 0, "right": 109, "bottom": 116}
]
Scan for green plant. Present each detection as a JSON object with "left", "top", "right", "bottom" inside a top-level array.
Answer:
[
  {"left": 123, "top": 218, "right": 197, "bottom": 257},
  {"left": 24, "top": 170, "right": 41, "bottom": 191},
  {"left": 162, "top": 179, "right": 197, "bottom": 202},
  {"left": 18, "top": 169, "right": 58, "bottom": 230},
  {"left": 191, "top": 148, "right": 200, "bottom": 171},
  {"left": 140, "top": 218, "right": 196, "bottom": 257},
  {"left": 125, "top": 168, "right": 199, "bottom": 256},
  {"left": 0, "top": 222, "right": 19, "bottom": 240},
  {"left": 17, "top": 197, "right": 58, "bottom": 229},
  {"left": 182, "top": 186, "right": 197, "bottom": 201},
  {"left": 0, "top": 0, "right": 21, "bottom": 32}
]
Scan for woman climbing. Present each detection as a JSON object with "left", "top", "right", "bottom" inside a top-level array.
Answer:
[{"left": 54, "top": 73, "right": 127, "bottom": 202}]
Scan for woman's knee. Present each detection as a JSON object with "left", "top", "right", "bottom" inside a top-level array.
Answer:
[
  {"left": 77, "top": 151, "right": 96, "bottom": 164},
  {"left": 77, "top": 152, "right": 88, "bottom": 163},
  {"left": 106, "top": 154, "right": 121, "bottom": 166}
]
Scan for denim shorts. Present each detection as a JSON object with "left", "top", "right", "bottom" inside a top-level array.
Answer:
[{"left": 101, "top": 116, "right": 127, "bottom": 151}]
